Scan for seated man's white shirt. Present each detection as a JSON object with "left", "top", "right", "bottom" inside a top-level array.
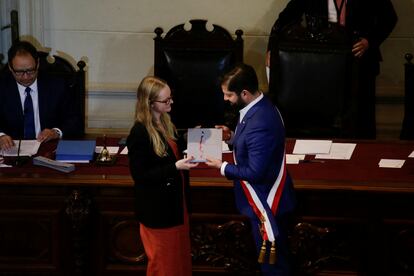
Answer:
[
  {"left": 14, "top": 80, "right": 63, "bottom": 138},
  {"left": 17, "top": 80, "right": 41, "bottom": 137}
]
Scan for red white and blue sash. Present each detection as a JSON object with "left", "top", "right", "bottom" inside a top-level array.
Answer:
[{"left": 237, "top": 152, "right": 287, "bottom": 243}]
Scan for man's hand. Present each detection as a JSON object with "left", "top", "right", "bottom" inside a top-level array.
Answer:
[
  {"left": 0, "top": 135, "right": 14, "bottom": 151},
  {"left": 215, "top": 125, "right": 232, "bottom": 141},
  {"left": 175, "top": 156, "right": 199, "bottom": 170},
  {"left": 352, "top": 38, "right": 369, "bottom": 58},
  {"left": 205, "top": 157, "right": 223, "bottom": 169},
  {"left": 37, "top": 128, "right": 59, "bottom": 143}
]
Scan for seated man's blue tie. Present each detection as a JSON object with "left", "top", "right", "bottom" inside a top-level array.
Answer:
[{"left": 24, "top": 87, "right": 36, "bottom": 139}]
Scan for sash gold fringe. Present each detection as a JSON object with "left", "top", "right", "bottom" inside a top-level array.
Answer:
[
  {"left": 269, "top": 241, "right": 277, "bottom": 264},
  {"left": 258, "top": 239, "right": 267, "bottom": 264}
]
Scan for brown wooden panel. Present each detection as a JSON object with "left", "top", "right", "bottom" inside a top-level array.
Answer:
[{"left": 0, "top": 139, "right": 413, "bottom": 275}]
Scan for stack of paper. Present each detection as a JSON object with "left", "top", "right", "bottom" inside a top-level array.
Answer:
[
  {"left": 293, "top": 140, "right": 332, "bottom": 155},
  {"left": 2, "top": 140, "right": 41, "bottom": 157},
  {"left": 378, "top": 159, "right": 405, "bottom": 168},
  {"left": 315, "top": 143, "right": 356, "bottom": 160},
  {"left": 292, "top": 140, "right": 356, "bottom": 161}
]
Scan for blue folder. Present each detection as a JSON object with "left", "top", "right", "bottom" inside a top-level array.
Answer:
[{"left": 56, "top": 140, "right": 96, "bottom": 163}]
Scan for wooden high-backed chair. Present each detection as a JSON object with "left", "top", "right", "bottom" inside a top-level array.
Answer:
[
  {"left": 154, "top": 19, "right": 243, "bottom": 130},
  {"left": 37, "top": 51, "right": 87, "bottom": 137},
  {"left": 268, "top": 23, "right": 358, "bottom": 138}
]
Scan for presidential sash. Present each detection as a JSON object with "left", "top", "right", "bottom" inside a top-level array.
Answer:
[{"left": 238, "top": 153, "right": 287, "bottom": 264}]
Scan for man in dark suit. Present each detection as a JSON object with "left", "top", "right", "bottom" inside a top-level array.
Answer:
[
  {"left": 267, "top": 0, "right": 397, "bottom": 139},
  {"left": 0, "top": 41, "right": 81, "bottom": 150},
  {"left": 206, "top": 64, "right": 296, "bottom": 275}
]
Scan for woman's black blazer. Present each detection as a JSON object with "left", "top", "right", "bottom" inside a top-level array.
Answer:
[{"left": 127, "top": 122, "right": 190, "bottom": 228}]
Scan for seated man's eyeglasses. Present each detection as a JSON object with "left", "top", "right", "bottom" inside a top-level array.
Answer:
[
  {"left": 153, "top": 97, "right": 173, "bottom": 104},
  {"left": 11, "top": 67, "right": 37, "bottom": 77}
]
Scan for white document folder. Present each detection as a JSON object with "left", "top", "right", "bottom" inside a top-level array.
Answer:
[{"left": 187, "top": 128, "right": 222, "bottom": 162}]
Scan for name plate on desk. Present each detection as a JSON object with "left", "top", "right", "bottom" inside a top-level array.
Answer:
[{"left": 33, "top": 156, "right": 75, "bottom": 173}]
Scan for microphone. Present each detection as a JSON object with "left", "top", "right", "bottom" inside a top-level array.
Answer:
[
  {"left": 14, "top": 139, "right": 30, "bottom": 166},
  {"left": 15, "top": 139, "right": 22, "bottom": 166}
]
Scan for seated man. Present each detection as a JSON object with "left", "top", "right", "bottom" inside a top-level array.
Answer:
[{"left": 0, "top": 41, "right": 82, "bottom": 151}]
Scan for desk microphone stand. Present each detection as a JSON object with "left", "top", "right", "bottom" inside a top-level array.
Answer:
[{"left": 15, "top": 139, "right": 30, "bottom": 166}]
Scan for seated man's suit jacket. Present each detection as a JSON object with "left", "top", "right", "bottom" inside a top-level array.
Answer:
[{"left": 0, "top": 71, "right": 82, "bottom": 139}]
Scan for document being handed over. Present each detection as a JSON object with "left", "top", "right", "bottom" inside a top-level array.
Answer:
[{"left": 187, "top": 128, "right": 222, "bottom": 162}]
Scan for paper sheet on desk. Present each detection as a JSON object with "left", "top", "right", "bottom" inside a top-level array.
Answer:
[
  {"left": 286, "top": 154, "right": 306, "bottom": 164},
  {"left": 293, "top": 140, "right": 332, "bottom": 154},
  {"left": 2, "top": 140, "right": 41, "bottom": 156},
  {"left": 120, "top": 147, "right": 128, "bottom": 155},
  {"left": 222, "top": 141, "right": 232, "bottom": 153},
  {"left": 379, "top": 159, "right": 405, "bottom": 168},
  {"left": 409, "top": 151, "right": 414, "bottom": 158},
  {"left": 315, "top": 143, "right": 356, "bottom": 160},
  {"left": 95, "top": 146, "right": 119, "bottom": 154},
  {"left": 0, "top": 156, "right": 11, "bottom": 167}
]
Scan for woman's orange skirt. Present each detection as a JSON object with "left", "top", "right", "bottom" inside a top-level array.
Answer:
[{"left": 139, "top": 211, "right": 192, "bottom": 276}]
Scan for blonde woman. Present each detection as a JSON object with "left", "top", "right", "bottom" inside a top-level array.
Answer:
[{"left": 127, "top": 76, "right": 197, "bottom": 276}]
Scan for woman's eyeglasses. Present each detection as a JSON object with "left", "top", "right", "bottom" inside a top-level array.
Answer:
[{"left": 153, "top": 97, "right": 173, "bottom": 104}]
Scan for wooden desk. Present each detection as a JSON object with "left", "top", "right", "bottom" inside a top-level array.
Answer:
[{"left": 0, "top": 139, "right": 413, "bottom": 275}]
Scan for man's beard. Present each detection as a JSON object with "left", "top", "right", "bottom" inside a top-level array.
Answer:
[
  {"left": 224, "top": 97, "right": 246, "bottom": 128},
  {"left": 233, "top": 96, "right": 246, "bottom": 111},
  {"left": 223, "top": 98, "right": 243, "bottom": 129}
]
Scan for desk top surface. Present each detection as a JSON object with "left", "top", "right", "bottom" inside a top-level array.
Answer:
[{"left": 1, "top": 138, "right": 414, "bottom": 192}]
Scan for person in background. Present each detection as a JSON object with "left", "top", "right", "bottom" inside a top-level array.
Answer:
[
  {"left": 266, "top": 0, "right": 397, "bottom": 139},
  {"left": 127, "top": 76, "right": 198, "bottom": 276},
  {"left": 206, "top": 64, "right": 296, "bottom": 275},
  {"left": 0, "top": 40, "right": 82, "bottom": 150}
]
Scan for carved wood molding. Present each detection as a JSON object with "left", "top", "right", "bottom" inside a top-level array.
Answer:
[
  {"left": 191, "top": 220, "right": 258, "bottom": 274},
  {"left": 65, "top": 189, "right": 92, "bottom": 275}
]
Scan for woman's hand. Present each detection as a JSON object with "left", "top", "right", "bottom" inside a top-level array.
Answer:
[{"left": 175, "top": 156, "right": 198, "bottom": 170}]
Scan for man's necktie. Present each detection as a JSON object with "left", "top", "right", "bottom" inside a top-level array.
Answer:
[
  {"left": 336, "top": 0, "right": 346, "bottom": 26},
  {"left": 24, "top": 87, "right": 36, "bottom": 139}
]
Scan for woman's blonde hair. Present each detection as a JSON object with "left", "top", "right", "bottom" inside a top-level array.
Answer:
[{"left": 134, "top": 76, "right": 176, "bottom": 157}]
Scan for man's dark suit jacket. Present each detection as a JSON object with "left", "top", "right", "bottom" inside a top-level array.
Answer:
[
  {"left": 268, "top": 0, "right": 397, "bottom": 75},
  {"left": 0, "top": 71, "right": 82, "bottom": 139}
]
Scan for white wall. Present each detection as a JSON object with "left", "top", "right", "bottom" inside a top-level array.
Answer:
[{"left": 14, "top": 0, "right": 412, "bottom": 138}]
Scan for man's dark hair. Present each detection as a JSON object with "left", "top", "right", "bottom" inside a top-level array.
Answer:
[
  {"left": 8, "top": 40, "right": 39, "bottom": 65},
  {"left": 221, "top": 63, "right": 259, "bottom": 95}
]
